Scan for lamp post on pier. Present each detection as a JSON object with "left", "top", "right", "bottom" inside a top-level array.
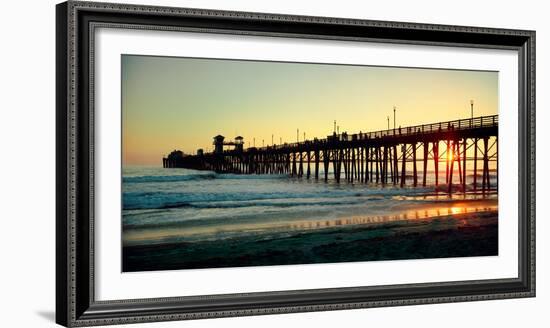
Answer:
[
  {"left": 393, "top": 106, "right": 396, "bottom": 130},
  {"left": 470, "top": 99, "right": 474, "bottom": 127}
]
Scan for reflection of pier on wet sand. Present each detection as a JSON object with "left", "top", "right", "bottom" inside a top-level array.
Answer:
[
  {"left": 287, "top": 203, "right": 497, "bottom": 232},
  {"left": 164, "top": 115, "right": 498, "bottom": 194}
]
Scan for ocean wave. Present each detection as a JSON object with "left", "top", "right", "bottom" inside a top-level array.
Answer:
[
  {"left": 122, "top": 198, "right": 370, "bottom": 229},
  {"left": 216, "top": 174, "right": 291, "bottom": 180},
  {"left": 123, "top": 173, "right": 217, "bottom": 183},
  {"left": 121, "top": 189, "right": 389, "bottom": 211},
  {"left": 157, "top": 198, "right": 368, "bottom": 210},
  {"left": 122, "top": 172, "right": 297, "bottom": 184}
]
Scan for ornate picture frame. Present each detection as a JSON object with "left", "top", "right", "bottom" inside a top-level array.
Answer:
[{"left": 56, "top": 1, "right": 535, "bottom": 326}]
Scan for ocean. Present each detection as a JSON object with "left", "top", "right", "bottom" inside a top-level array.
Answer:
[
  {"left": 122, "top": 166, "right": 499, "bottom": 271},
  {"left": 122, "top": 166, "right": 497, "bottom": 247}
]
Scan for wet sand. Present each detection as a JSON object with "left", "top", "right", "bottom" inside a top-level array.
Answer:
[{"left": 123, "top": 209, "right": 498, "bottom": 272}]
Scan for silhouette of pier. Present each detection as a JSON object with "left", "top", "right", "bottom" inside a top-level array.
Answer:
[{"left": 163, "top": 115, "right": 498, "bottom": 193}]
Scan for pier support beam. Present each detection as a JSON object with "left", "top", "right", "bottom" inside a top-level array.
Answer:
[
  {"left": 382, "top": 146, "right": 388, "bottom": 184},
  {"left": 323, "top": 150, "right": 329, "bottom": 182},
  {"left": 482, "top": 137, "right": 490, "bottom": 192},
  {"left": 434, "top": 141, "right": 439, "bottom": 187},
  {"left": 413, "top": 142, "right": 417, "bottom": 187},
  {"left": 306, "top": 151, "right": 311, "bottom": 179},
  {"left": 362, "top": 147, "right": 366, "bottom": 182},
  {"left": 448, "top": 141, "right": 455, "bottom": 194},
  {"left": 334, "top": 149, "right": 342, "bottom": 183},
  {"left": 446, "top": 139, "right": 450, "bottom": 184},
  {"left": 375, "top": 146, "right": 380, "bottom": 183},
  {"left": 400, "top": 144, "right": 406, "bottom": 187},
  {"left": 462, "top": 139, "right": 467, "bottom": 191},
  {"left": 292, "top": 152, "right": 297, "bottom": 176},
  {"left": 423, "top": 142, "right": 428, "bottom": 187},
  {"left": 351, "top": 148, "right": 357, "bottom": 182},
  {"left": 393, "top": 145, "right": 398, "bottom": 185},
  {"left": 457, "top": 140, "right": 463, "bottom": 187},
  {"left": 298, "top": 152, "right": 304, "bottom": 177},
  {"left": 314, "top": 150, "right": 319, "bottom": 180},
  {"left": 473, "top": 138, "right": 478, "bottom": 191}
]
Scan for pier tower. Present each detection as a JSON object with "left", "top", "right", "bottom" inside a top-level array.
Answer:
[
  {"left": 213, "top": 135, "right": 225, "bottom": 154},
  {"left": 234, "top": 136, "right": 244, "bottom": 152}
]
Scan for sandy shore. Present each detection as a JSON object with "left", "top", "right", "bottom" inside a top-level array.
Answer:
[{"left": 123, "top": 209, "right": 498, "bottom": 272}]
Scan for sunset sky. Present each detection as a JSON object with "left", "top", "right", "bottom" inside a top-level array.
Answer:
[{"left": 122, "top": 55, "right": 498, "bottom": 166}]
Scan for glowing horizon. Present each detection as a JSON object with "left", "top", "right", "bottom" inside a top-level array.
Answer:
[{"left": 122, "top": 55, "right": 498, "bottom": 166}]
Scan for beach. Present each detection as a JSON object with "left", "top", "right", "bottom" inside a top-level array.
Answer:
[{"left": 123, "top": 209, "right": 497, "bottom": 272}]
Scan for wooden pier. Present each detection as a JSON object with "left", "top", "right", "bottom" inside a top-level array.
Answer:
[{"left": 163, "top": 115, "right": 498, "bottom": 193}]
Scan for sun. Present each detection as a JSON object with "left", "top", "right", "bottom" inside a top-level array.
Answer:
[{"left": 447, "top": 149, "right": 454, "bottom": 162}]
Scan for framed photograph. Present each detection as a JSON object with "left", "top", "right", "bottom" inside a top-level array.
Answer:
[{"left": 56, "top": 1, "right": 535, "bottom": 326}]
